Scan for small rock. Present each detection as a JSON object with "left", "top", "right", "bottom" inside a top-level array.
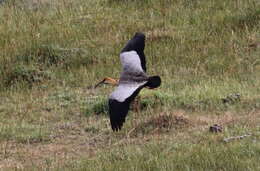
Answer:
[
  {"left": 209, "top": 124, "right": 223, "bottom": 133},
  {"left": 221, "top": 93, "right": 241, "bottom": 104}
]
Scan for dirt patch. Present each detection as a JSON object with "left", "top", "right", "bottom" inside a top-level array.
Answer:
[
  {"left": 130, "top": 111, "right": 191, "bottom": 136},
  {"left": 146, "top": 112, "right": 190, "bottom": 129}
]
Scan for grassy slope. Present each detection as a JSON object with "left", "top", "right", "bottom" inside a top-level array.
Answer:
[{"left": 0, "top": 0, "right": 259, "bottom": 170}]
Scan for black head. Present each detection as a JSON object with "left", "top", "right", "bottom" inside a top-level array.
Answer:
[
  {"left": 132, "top": 32, "right": 145, "bottom": 52},
  {"left": 147, "top": 76, "right": 161, "bottom": 89},
  {"left": 121, "top": 32, "right": 145, "bottom": 53}
]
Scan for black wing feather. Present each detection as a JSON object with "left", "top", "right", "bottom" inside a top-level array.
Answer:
[
  {"left": 109, "top": 99, "right": 130, "bottom": 131},
  {"left": 109, "top": 86, "right": 144, "bottom": 131},
  {"left": 121, "top": 32, "right": 146, "bottom": 72}
]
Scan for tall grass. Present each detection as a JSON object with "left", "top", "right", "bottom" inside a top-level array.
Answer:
[{"left": 0, "top": 0, "right": 259, "bottom": 89}]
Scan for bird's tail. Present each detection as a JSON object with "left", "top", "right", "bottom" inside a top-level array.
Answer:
[{"left": 146, "top": 76, "right": 161, "bottom": 89}]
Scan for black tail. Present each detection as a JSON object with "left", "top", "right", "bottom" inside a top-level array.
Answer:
[{"left": 146, "top": 76, "right": 161, "bottom": 89}]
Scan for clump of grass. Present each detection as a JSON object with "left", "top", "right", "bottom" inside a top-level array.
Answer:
[
  {"left": 84, "top": 127, "right": 100, "bottom": 134},
  {"left": 48, "top": 89, "right": 77, "bottom": 108},
  {"left": 16, "top": 45, "right": 89, "bottom": 69},
  {"left": 3, "top": 64, "right": 51, "bottom": 88},
  {"left": 84, "top": 96, "right": 109, "bottom": 116},
  {"left": 16, "top": 45, "right": 66, "bottom": 66}
]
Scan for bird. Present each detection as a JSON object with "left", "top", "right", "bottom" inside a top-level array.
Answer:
[{"left": 108, "top": 32, "right": 161, "bottom": 131}]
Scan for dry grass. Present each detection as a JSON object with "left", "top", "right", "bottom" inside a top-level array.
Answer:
[{"left": 0, "top": 0, "right": 259, "bottom": 169}]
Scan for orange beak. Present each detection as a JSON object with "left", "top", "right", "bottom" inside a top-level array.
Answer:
[{"left": 94, "top": 77, "right": 119, "bottom": 88}]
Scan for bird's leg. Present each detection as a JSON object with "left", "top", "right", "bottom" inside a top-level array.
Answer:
[
  {"left": 131, "top": 95, "right": 141, "bottom": 133},
  {"left": 132, "top": 95, "right": 141, "bottom": 113},
  {"left": 94, "top": 77, "right": 119, "bottom": 88}
]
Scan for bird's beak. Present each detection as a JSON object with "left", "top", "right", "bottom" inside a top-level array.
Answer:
[
  {"left": 94, "top": 79, "right": 106, "bottom": 88},
  {"left": 94, "top": 77, "right": 119, "bottom": 88}
]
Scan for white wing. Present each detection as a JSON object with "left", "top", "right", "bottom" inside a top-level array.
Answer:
[
  {"left": 109, "top": 50, "right": 147, "bottom": 102},
  {"left": 109, "top": 82, "right": 146, "bottom": 102},
  {"left": 120, "top": 51, "right": 144, "bottom": 73},
  {"left": 108, "top": 33, "right": 148, "bottom": 131}
]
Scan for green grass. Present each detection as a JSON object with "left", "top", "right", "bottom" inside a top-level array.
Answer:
[
  {"left": 0, "top": 0, "right": 259, "bottom": 169},
  {"left": 77, "top": 140, "right": 260, "bottom": 171}
]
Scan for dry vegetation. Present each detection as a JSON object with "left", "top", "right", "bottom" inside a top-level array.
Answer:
[{"left": 0, "top": 0, "right": 259, "bottom": 170}]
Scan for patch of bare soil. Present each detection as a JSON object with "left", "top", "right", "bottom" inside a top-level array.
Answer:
[{"left": 130, "top": 111, "right": 191, "bottom": 137}]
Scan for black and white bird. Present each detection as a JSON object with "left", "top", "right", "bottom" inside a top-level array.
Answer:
[{"left": 108, "top": 32, "right": 161, "bottom": 131}]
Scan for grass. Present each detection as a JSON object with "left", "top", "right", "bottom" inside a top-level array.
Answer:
[
  {"left": 77, "top": 140, "right": 260, "bottom": 171},
  {"left": 0, "top": 122, "right": 49, "bottom": 143},
  {"left": 0, "top": 0, "right": 259, "bottom": 169}
]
